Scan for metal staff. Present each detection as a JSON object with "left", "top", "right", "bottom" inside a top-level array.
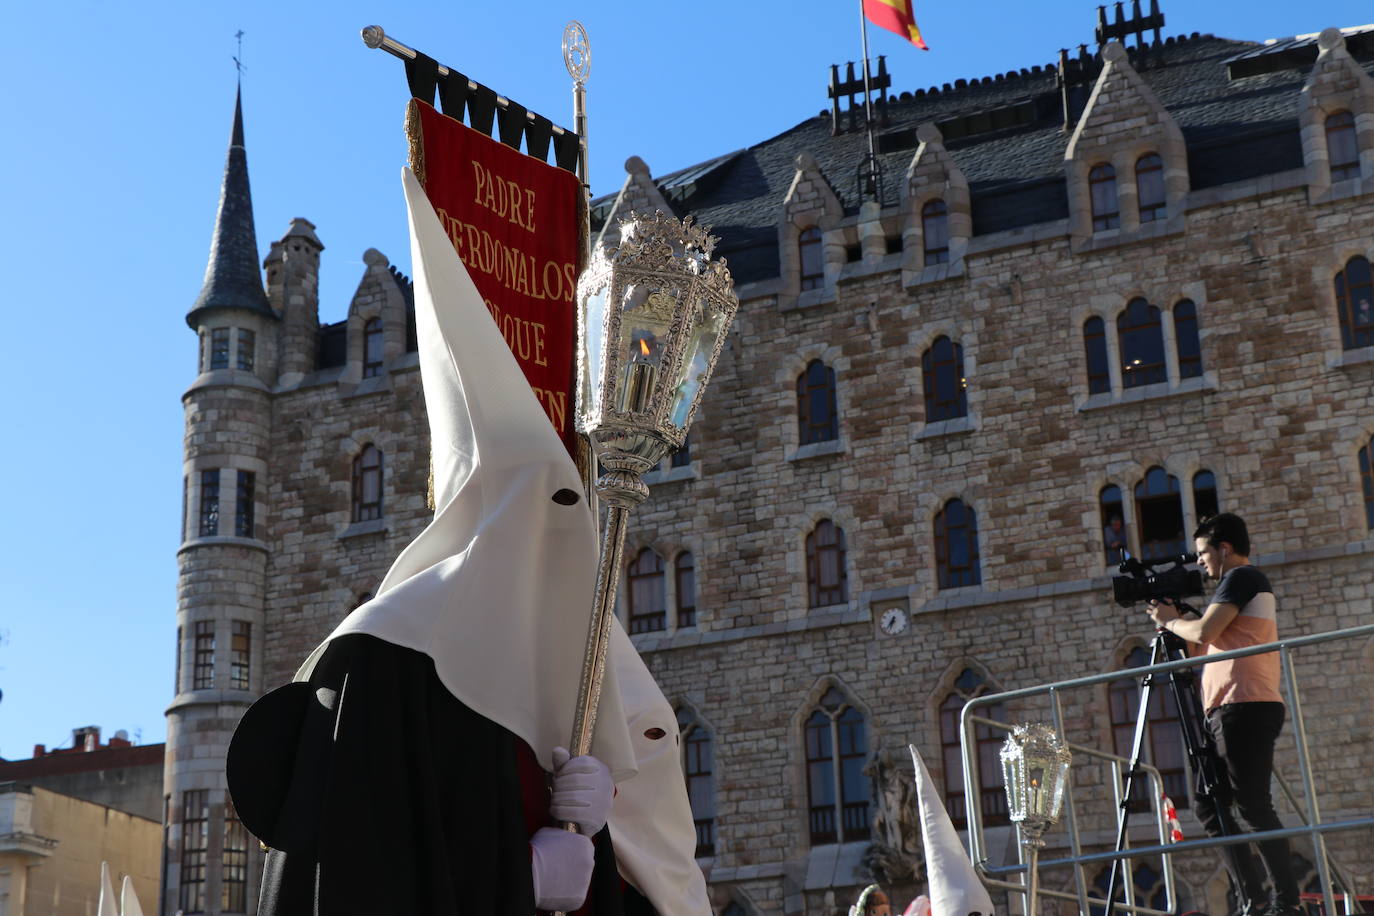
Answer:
[{"left": 566, "top": 210, "right": 739, "bottom": 781}]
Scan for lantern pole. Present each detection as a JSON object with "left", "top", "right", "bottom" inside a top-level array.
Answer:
[
  {"left": 1001, "top": 723, "right": 1073, "bottom": 916},
  {"left": 561, "top": 212, "right": 738, "bottom": 826}
]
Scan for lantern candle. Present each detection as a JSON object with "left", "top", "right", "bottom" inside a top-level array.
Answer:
[{"left": 621, "top": 332, "right": 658, "bottom": 413}]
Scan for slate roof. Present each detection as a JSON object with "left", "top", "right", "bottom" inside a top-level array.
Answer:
[
  {"left": 594, "top": 28, "right": 1374, "bottom": 286},
  {"left": 187, "top": 87, "right": 276, "bottom": 327}
]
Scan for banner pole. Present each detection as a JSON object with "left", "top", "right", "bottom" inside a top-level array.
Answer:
[{"left": 362, "top": 24, "right": 581, "bottom": 151}]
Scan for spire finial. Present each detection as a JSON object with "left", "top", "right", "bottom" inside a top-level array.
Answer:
[{"left": 233, "top": 30, "right": 246, "bottom": 84}]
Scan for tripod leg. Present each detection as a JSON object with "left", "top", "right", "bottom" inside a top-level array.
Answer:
[
  {"left": 1162, "top": 637, "right": 1262, "bottom": 912},
  {"left": 1106, "top": 636, "right": 1167, "bottom": 916}
]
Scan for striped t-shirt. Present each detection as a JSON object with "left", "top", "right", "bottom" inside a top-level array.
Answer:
[{"left": 1201, "top": 565, "right": 1282, "bottom": 711}]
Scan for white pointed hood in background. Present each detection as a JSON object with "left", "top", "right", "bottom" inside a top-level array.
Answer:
[
  {"left": 909, "top": 746, "right": 997, "bottom": 916},
  {"left": 299, "top": 168, "right": 707, "bottom": 916},
  {"left": 120, "top": 875, "right": 146, "bottom": 916},
  {"left": 97, "top": 862, "right": 118, "bottom": 916}
]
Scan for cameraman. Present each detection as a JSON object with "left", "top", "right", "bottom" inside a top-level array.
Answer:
[{"left": 1145, "top": 513, "right": 1298, "bottom": 916}]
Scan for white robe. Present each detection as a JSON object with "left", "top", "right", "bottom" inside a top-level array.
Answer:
[{"left": 296, "top": 168, "right": 707, "bottom": 916}]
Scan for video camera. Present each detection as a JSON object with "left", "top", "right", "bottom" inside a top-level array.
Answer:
[{"left": 1112, "top": 553, "right": 1205, "bottom": 608}]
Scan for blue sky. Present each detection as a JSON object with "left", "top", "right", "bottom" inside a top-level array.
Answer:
[{"left": 1, "top": 0, "right": 1368, "bottom": 758}]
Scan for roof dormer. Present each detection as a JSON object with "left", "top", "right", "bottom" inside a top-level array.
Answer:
[{"left": 1064, "top": 40, "right": 1188, "bottom": 249}]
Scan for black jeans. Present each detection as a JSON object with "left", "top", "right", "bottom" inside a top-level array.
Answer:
[{"left": 1193, "top": 701, "right": 1299, "bottom": 909}]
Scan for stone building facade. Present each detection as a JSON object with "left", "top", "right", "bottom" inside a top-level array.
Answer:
[
  {"left": 0, "top": 782, "right": 160, "bottom": 916},
  {"left": 0, "top": 726, "right": 163, "bottom": 822},
  {"left": 166, "top": 11, "right": 1374, "bottom": 916}
]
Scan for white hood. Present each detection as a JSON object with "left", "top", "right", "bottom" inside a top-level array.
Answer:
[
  {"left": 299, "top": 167, "right": 707, "bottom": 916},
  {"left": 909, "top": 745, "right": 996, "bottom": 916}
]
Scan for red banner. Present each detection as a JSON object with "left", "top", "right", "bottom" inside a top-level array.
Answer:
[{"left": 407, "top": 99, "right": 581, "bottom": 456}]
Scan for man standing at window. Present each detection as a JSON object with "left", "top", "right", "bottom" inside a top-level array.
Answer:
[{"left": 1146, "top": 513, "right": 1299, "bottom": 916}]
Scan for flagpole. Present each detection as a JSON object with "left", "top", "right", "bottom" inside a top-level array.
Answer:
[{"left": 856, "top": 1, "right": 880, "bottom": 200}]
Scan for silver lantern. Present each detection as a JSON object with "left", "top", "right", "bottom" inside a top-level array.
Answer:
[
  {"left": 1001, "top": 723, "right": 1073, "bottom": 915},
  {"left": 561, "top": 209, "right": 738, "bottom": 771},
  {"left": 576, "top": 210, "right": 737, "bottom": 494}
]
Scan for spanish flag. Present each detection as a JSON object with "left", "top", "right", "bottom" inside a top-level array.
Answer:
[{"left": 863, "top": 0, "right": 929, "bottom": 50}]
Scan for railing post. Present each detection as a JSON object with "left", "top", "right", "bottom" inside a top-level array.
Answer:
[
  {"left": 1279, "top": 645, "right": 1337, "bottom": 916},
  {"left": 960, "top": 704, "right": 987, "bottom": 869},
  {"left": 1050, "top": 688, "right": 1092, "bottom": 916}
]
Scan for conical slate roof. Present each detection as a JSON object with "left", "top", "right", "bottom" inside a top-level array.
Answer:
[{"left": 187, "top": 86, "right": 275, "bottom": 327}]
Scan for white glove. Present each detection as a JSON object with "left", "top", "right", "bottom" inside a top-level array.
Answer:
[
  {"left": 549, "top": 746, "right": 613, "bottom": 836},
  {"left": 529, "top": 826, "right": 594, "bottom": 911}
]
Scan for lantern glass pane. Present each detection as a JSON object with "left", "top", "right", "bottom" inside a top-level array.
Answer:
[
  {"left": 670, "top": 301, "right": 727, "bottom": 428},
  {"left": 1002, "top": 752, "right": 1024, "bottom": 818},
  {"left": 617, "top": 286, "right": 675, "bottom": 414},
  {"left": 581, "top": 284, "right": 610, "bottom": 413}
]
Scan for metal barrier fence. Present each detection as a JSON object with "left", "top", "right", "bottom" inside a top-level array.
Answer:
[{"left": 958, "top": 623, "right": 1374, "bottom": 915}]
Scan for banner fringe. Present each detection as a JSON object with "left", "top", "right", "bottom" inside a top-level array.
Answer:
[{"left": 405, "top": 98, "right": 427, "bottom": 186}]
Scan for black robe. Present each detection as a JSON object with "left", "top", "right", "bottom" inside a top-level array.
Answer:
[{"left": 228, "top": 633, "right": 653, "bottom": 916}]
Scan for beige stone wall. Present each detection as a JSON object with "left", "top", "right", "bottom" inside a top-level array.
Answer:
[
  {"left": 9, "top": 788, "right": 159, "bottom": 916},
  {"left": 260, "top": 364, "right": 430, "bottom": 689}
]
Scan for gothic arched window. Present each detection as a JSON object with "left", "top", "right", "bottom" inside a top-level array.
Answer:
[
  {"left": 676, "top": 552, "right": 697, "bottom": 628},
  {"left": 1084, "top": 317, "right": 1111, "bottom": 394},
  {"left": 363, "top": 317, "right": 385, "bottom": 378},
  {"left": 934, "top": 499, "right": 981, "bottom": 589},
  {"left": 1101, "top": 485, "right": 1127, "bottom": 565},
  {"left": 799, "top": 227, "right": 824, "bottom": 291},
  {"left": 939, "top": 668, "right": 1007, "bottom": 828},
  {"left": 797, "top": 360, "right": 839, "bottom": 445},
  {"left": 1335, "top": 256, "right": 1374, "bottom": 350},
  {"left": 1134, "top": 467, "right": 1183, "bottom": 562},
  {"left": 1193, "top": 470, "right": 1219, "bottom": 524},
  {"left": 1089, "top": 163, "right": 1119, "bottom": 231},
  {"left": 627, "top": 548, "right": 666, "bottom": 634},
  {"left": 1117, "top": 298, "right": 1166, "bottom": 388},
  {"left": 804, "top": 686, "right": 868, "bottom": 845},
  {"left": 1109, "top": 646, "right": 1189, "bottom": 812},
  {"left": 677, "top": 707, "right": 716, "bottom": 857},
  {"left": 922, "top": 199, "right": 950, "bottom": 265},
  {"left": 921, "top": 336, "right": 968, "bottom": 422},
  {"left": 806, "top": 520, "right": 848, "bottom": 608},
  {"left": 1135, "top": 153, "right": 1166, "bottom": 222},
  {"left": 1326, "top": 110, "right": 1360, "bottom": 182},
  {"left": 1173, "top": 300, "right": 1202, "bottom": 379},
  {"left": 351, "top": 444, "right": 383, "bottom": 522}
]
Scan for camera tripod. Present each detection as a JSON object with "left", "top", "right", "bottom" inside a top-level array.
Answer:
[{"left": 1104, "top": 608, "right": 1248, "bottom": 916}]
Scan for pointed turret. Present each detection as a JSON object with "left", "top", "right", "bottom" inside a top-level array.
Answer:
[{"left": 186, "top": 87, "right": 275, "bottom": 327}]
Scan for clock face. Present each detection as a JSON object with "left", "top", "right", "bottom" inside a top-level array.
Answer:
[{"left": 879, "top": 606, "right": 908, "bottom": 635}]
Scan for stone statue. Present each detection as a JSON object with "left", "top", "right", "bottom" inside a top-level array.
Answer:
[{"left": 863, "top": 747, "right": 925, "bottom": 884}]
